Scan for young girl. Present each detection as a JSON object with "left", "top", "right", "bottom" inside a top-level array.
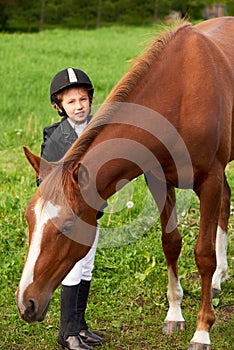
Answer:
[{"left": 39, "top": 68, "right": 103, "bottom": 350}]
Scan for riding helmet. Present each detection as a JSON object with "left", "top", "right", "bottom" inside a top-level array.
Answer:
[{"left": 50, "top": 67, "right": 94, "bottom": 102}]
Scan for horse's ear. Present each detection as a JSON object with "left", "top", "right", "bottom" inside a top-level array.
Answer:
[
  {"left": 73, "top": 163, "right": 89, "bottom": 189},
  {"left": 73, "top": 162, "right": 108, "bottom": 217},
  {"left": 23, "top": 146, "right": 52, "bottom": 178}
]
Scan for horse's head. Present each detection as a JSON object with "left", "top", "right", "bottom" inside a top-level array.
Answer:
[{"left": 16, "top": 147, "right": 101, "bottom": 323}]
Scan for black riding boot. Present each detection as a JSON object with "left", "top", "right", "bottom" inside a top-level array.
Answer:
[
  {"left": 77, "top": 280, "right": 103, "bottom": 346},
  {"left": 58, "top": 284, "right": 93, "bottom": 350},
  {"left": 76, "top": 280, "right": 90, "bottom": 331}
]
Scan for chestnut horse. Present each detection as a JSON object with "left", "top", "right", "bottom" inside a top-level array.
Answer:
[{"left": 16, "top": 17, "right": 234, "bottom": 349}]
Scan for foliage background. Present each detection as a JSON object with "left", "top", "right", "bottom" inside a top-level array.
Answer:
[
  {"left": 0, "top": 20, "right": 234, "bottom": 350},
  {"left": 1, "top": 0, "right": 234, "bottom": 32}
]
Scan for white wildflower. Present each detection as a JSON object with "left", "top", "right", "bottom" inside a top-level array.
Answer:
[{"left": 126, "top": 201, "right": 134, "bottom": 209}]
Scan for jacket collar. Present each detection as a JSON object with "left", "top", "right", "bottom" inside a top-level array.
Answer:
[
  {"left": 60, "top": 118, "right": 77, "bottom": 143},
  {"left": 60, "top": 115, "right": 92, "bottom": 137}
]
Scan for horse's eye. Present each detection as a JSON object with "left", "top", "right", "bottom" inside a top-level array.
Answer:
[{"left": 61, "top": 222, "right": 74, "bottom": 235}]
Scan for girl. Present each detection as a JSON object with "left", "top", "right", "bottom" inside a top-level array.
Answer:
[{"left": 39, "top": 68, "right": 103, "bottom": 350}]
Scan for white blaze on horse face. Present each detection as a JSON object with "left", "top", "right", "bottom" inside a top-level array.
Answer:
[
  {"left": 164, "top": 266, "right": 185, "bottom": 322},
  {"left": 17, "top": 199, "right": 61, "bottom": 312},
  {"left": 212, "top": 225, "right": 228, "bottom": 291}
]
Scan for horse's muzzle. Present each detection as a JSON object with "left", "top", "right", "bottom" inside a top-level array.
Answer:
[{"left": 16, "top": 295, "right": 51, "bottom": 323}]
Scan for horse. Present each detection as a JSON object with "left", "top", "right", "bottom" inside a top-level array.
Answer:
[{"left": 16, "top": 17, "right": 234, "bottom": 349}]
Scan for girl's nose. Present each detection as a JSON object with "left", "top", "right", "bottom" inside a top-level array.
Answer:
[{"left": 75, "top": 101, "right": 83, "bottom": 110}]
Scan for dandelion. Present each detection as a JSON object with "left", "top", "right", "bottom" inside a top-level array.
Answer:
[
  {"left": 126, "top": 200, "right": 134, "bottom": 223},
  {"left": 126, "top": 201, "right": 134, "bottom": 209},
  {"left": 15, "top": 128, "right": 23, "bottom": 136}
]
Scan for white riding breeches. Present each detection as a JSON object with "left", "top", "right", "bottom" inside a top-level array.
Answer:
[{"left": 62, "top": 226, "right": 99, "bottom": 286}]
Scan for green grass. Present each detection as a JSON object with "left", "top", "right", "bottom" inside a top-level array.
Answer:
[
  {"left": 0, "top": 25, "right": 156, "bottom": 152},
  {"left": 0, "top": 26, "right": 234, "bottom": 350}
]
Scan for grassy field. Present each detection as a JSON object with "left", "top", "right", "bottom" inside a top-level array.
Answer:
[{"left": 0, "top": 25, "right": 234, "bottom": 350}]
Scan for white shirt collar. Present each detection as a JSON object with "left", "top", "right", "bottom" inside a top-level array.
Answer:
[{"left": 67, "top": 118, "right": 88, "bottom": 137}]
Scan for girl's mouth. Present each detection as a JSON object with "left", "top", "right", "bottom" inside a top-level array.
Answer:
[{"left": 75, "top": 112, "right": 85, "bottom": 117}]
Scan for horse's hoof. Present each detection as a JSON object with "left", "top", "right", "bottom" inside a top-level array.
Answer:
[
  {"left": 212, "top": 287, "right": 221, "bottom": 298},
  {"left": 188, "top": 343, "right": 211, "bottom": 350},
  {"left": 163, "top": 321, "right": 185, "bottom": 335}
]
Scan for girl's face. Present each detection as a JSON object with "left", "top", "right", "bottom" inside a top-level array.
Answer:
[{"left": 61, "top": 87, "right": 90, "bottom": 124}]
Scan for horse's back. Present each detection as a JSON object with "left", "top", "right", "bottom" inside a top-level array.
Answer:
[
  {"left": 196, "top": 17, "right": 234, "bottom": 163},
  {"left": 196, "top": 17, "right": 234, "bottom": 67},
  {"left": 196, "top": 16, "right": 234, "bottom": 36}
]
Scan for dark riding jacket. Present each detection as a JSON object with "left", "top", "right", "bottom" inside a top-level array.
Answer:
[
  {"left": 41, "top": 115, "right": 92, "bottom": 162},
  {"left": 36, "top": 115, "right": 91, "bottom": 186},
  {"left": 38, "top": 114, "right": 106, "bottom": 218}
]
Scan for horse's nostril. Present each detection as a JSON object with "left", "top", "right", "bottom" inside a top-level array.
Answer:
[{"left": 28, "top": 299, "right": 36, "bottom": 315}]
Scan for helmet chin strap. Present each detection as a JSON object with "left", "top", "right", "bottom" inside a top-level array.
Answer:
[
  {"left": 53, "top": 97, "right": 68, "bottom": 117},
  {"left": 58, "top": 106, "right": 68, "bottom": 117}
]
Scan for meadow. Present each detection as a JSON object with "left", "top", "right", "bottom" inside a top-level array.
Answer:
[{"left": 0, "top": 24, "right": 233, "bottom": 350}]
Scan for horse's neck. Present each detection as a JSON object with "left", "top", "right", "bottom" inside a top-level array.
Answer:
[
  {"left": 84, "top": 90, "right": 193, "bottom": 198},
  {"left": 84, "top": 127, "right": 144, "bottom": 200},
  {"left": 83, "top": 30, "right": 194, "bottom": 198},
  {"left": 84, "top": 114, "right": 168, "bottom": 200}
]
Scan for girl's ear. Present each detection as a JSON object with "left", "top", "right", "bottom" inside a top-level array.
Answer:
[{"left": 52, "top": 101, "right": 63, "bottom": 114}]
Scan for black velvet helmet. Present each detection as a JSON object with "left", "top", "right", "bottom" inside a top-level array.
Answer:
[
  {"left": 50, "top": 68, "right": 94, "bottom": 102},
  {"left": 50, "top": 68, "right": 94, "bottom": 116}
]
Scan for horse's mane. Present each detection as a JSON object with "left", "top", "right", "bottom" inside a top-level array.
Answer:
[
  {"left": 40, "top": 19, "right": 191, "bottom": 203},
  {"left": 63, "top": 19, "right": 191, "bottom": 165}
]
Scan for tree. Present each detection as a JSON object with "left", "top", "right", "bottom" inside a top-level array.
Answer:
[
  {"left": 96, "top": 0, "right": 102, "bottom": 28},
  {"left": 1, "top": 0, "right": 233, "bottom": 32},
  {"left": 39, "top": 0, "right": 46, "bottom": 31}
]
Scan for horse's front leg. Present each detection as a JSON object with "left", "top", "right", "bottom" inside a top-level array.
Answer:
[
  {"left": 189, "top": 169, "right": 223, "bottom": 350},
  {"left": 146, "top": 173, "right": 185, "bottom": 335},
  {"left": 212, "top": 173, "right": 230, "bottom": 296}
]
